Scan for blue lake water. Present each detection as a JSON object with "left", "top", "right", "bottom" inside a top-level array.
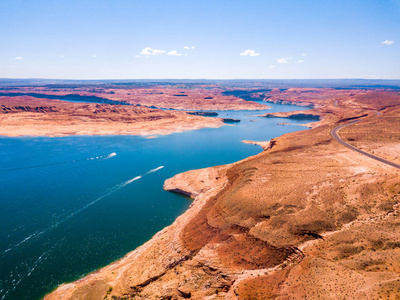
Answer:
[{"left": 0, "top": 102, "right": 310, "bottom": 299}]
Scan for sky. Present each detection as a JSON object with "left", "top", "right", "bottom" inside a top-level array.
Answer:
[{"left": 0, "top": 0, "right": 399, "bottom": 79}]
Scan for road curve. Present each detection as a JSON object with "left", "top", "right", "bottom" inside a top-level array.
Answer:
[{"left": 331, "top": 120, "right": 400, "bottom": 169}]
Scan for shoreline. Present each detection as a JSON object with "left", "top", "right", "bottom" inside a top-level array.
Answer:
[
  {"left": 35, "top": 89, "right": 400, "bottom": 299},
  {"left": 44, "top": 163, "right": 234, "bottom": 299},
  {"left": 241, "top": 140, "right": 275, "bottom": 151},
  {"left": 0, "top": 119, "right": 225, "bottom": 138}
]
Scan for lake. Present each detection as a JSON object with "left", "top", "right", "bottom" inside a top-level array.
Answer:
[{"left": 0, "top": 102, "right": 311, "bottom": 299}]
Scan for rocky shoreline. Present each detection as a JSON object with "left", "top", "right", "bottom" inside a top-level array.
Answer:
[{"left": 45, "top": 165, "right": 232, "bottom": 300}]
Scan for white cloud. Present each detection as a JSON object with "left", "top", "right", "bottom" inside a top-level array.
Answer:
[
  {"left": 269, "top": 65, "right": 275, "bottom": 68},
  {"left": 59, "top": 54, "right": 65, "bottom": 58},
  {"left": 382, "top": 40, "right": 394, "bottom": 45},
  {"left": 277, "top": 57, "right": 293, "bottom": 63},
  {"left": 191, "top": 46, "right": 195, "bottom": 49},
  {"left": 134, "top": 55, "right": 141, "bottom": 58},
  {"left": 184, "top": 46, "right": 195, "bottom": 50},
  {"left": 92, "top": 54, "right": 97, "bottom": 58},
  {"left": 301, "top": 53, "right": 307, "bottom": 56},
  {"left": 140, "top": 47, "right": 166, "bottom": 56},
  {"left": 240, "top": 49, "right": 260, "bottom": 56},
  {"left": 168, "top": 50, "right": 183, "bottom": 56},
  {"left": 15, "top": 57, "right": 24, "bottom": 60},
  {"left": 297, "top": 60, "right": 305, "bottom": 63}
]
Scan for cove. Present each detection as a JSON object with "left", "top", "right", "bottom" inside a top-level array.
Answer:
[{"left": 0, "top": 102, "right": 310, "bottom": 300}]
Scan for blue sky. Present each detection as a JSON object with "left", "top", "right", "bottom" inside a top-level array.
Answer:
[{"left": 0, "top": 0, "right": 399, "bottom": 79}]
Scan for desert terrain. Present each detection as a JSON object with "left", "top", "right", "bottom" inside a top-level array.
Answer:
[
  {"left": 43, "top": 88, "right": 400, "bottom": 299},
  {"left": 0, "top": 84, "right": 271, "bottom": 137},
  {"left": 0, "top": 95, "right": 226, "bottom": 137},
  {"left": 0, "top": 84, "right": 266, "bottom": 111}
]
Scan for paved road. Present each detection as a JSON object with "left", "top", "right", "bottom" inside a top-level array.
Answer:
[{"left": 331, "top": 120, "right": 400, "bottom": 170}]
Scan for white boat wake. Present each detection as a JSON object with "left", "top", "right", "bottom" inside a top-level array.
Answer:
[
  {"left": 2, "top": 165, "right": 164, "bottom": 255},
  {"left": 1, "top": 152, "right": 117, "bottom": 173},
  {"left": 145, "top": 165, "right": 165, "bottom": 175}
]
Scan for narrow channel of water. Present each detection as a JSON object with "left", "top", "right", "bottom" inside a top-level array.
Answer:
[{"left": 0, "top": 100, "right": 311, "bottom": 300}]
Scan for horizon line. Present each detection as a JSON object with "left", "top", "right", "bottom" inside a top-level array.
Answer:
[{"left": 1, "top": 78, "right": 400, "bottom": 81}]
